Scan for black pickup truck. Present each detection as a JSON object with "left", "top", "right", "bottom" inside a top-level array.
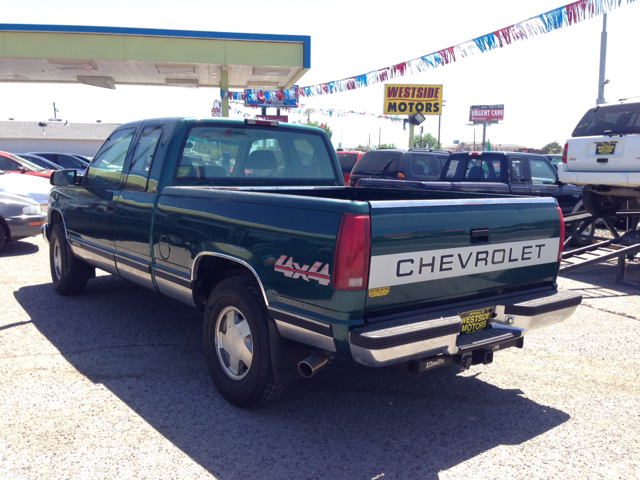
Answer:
[{"left": 357, "top": 151, "right": 583, "bottom": 216}]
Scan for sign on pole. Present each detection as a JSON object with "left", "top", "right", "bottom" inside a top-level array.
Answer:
[
  {"left": 244, "top": 87, "right": 299, "bottom": 108},
  {"left": 383, "top": 84, "right": 443, "bottom": 115},
  {"left": 469, "top": 105, "right": 504, "bottom": 123}
]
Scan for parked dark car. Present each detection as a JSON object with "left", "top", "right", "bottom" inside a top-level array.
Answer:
[
  {"left": 360, "top": 151, "right": 583, "bottom": 215},
  {"left": 336, "top": 150, "right": 365, "bottom": 185},
  {"left": 17, "top": 153, "right": 64, "bottom": 171},
  {"left": 28, "top": 152, "right": 88, "bottom": 170},
  {"left": 0, "top": 191, "right": 47, "bottom": 250},
  {"left": 71, "top": 154, "right": 92, "bottom": 165},
  {"left": 348, "top": 148, "right": 449, "bottom": 187}
]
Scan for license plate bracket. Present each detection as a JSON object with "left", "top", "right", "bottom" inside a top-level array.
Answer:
[
  {"left": 595, "top": 142, "right": 616, "bottom": 155},
  {"left": 459, "top": 307, "right": 494, "bottom": 334}
]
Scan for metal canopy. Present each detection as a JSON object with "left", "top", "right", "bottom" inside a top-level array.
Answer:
[{"left": 0, "top": 24, "right": 310, "bottom": 90}]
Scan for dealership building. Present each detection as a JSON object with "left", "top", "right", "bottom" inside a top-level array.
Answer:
[{"left": 0, "top": 120, "right": 118, "bottom": 156}]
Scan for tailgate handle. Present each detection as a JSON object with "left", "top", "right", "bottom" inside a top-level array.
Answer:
[
  {"left": 597, "top": 158, "right": 609, "bottom": 163},
  {"left": 470, "top": 227, "right": 489, "bottom": 244}
]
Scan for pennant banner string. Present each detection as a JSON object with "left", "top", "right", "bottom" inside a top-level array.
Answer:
[
  {"left": 228, "top": 100, "right": 406, "bottom": 123},
  {"left": 290, "top": 0, "right": 636, "bottom": 98}
]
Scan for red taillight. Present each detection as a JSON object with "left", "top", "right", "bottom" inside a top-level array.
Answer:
[
  {"left": 557, "top": 205, "right": 565, "bottom": 261},
  {"left": 332, "top": 213, "right": 370, "bottom": 290},
  {"left": 562, "top": 142, "right": 568, "bottom": 163}
]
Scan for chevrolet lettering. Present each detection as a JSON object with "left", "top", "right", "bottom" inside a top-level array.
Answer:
[{"left": 43, "top": 117, "right": 582, "bottom": 408}]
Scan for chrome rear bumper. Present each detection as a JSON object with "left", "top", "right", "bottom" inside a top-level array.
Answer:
[{"left": 349, "top": 288, "right": 581, "bottom": 367}]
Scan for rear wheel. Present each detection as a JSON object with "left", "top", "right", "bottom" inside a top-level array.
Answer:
[
  {"left": 203, "top": 276, "right": 283, "bottom": 407},
  {"left": 0, "top": 225, "right": 5, "bottom": 250},
  {"left": 49, "top": 224, "right": 88, "bottom": 295},
  {"left": 569, "top": 205, "right": 595, "bottom": 248},
  {"left": 582, "top": 186, "right": 623, "bottom": 216}
]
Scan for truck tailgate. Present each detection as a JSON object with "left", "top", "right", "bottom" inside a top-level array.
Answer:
[{"left": 365, "top": 197, "right": 561, "bottom": 318}]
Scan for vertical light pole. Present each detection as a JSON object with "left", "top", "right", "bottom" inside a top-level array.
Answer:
[
  {"left": 596, "top": 13, "right": 608, "bottom": 105},
  {"left": 437, "top": 100, "right": 446, "bottom": 149}
]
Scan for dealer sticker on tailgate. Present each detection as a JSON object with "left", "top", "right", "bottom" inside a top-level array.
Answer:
[
  {"left": 459, "top": 307, "right": 494, "bottom": 334},
  {"left": 595, "top": 142, "right": 616, "bottom": 155}
]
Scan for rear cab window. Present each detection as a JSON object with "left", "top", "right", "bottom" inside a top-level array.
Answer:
[
  {"left": 443, "top": 154, "right": 502, "bottom": 181},
  {"left": 174, "top": 124, "right": 338, "bottom": 184}
]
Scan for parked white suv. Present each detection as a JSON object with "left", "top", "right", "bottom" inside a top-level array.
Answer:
[{"left": 558, "top": 101, "right": 640, "bottom": 215}]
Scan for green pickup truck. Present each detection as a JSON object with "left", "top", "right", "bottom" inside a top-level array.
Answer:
[{"left": 44, "top": 118, "right": 581, "bottom": 407}]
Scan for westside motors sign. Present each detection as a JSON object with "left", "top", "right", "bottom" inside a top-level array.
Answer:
[{"left": 383, "top": 84, "right": 443, "bottom": 115}]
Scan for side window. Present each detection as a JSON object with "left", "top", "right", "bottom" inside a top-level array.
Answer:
[
  {"left": 85, "top": 128, "right": 136, "bottom": 187},
  {"left": 0, "top": 156, "right": 21, "bottom": 170},
  {"left": 510, "top": 159, "right": 526, "bottom": 182},
  {"left": 176, "top": 128, "right": 240, "bottom": 180},
  {"left": 530, "top": 158, "right": 558, "bottom": 185},
  {"left": 125, "top": 126, "right": 163, "bottom": 191}
]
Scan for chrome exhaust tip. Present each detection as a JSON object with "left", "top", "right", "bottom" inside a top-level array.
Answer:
[{"left": 298, "top": 353, "right": 329, "bottom": 378}]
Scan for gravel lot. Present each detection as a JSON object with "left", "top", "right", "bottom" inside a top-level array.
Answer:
[{"left": 1, "top": 235, "right": 639, "bottom": 480}]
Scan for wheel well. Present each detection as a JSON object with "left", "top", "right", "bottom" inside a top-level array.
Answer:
[
  {"left": 0, "top": 216, "right": 10, "bottom": 240},
  {"left": 193, "top": 255, "right": 264, "bottom": 311},
  {"left": 49, "top": 209, "right": 64, "bottom": 227}
]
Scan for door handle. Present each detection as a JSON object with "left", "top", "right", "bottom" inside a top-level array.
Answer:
[{"left": 470, "top": 227, "right": 489, "bottom": 244}]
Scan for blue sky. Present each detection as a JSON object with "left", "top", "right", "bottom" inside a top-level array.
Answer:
[{"left": 1, "top": 0, "right": 638, "bottom": 150}]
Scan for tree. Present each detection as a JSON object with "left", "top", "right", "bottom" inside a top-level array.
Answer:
[
  {"left": 374, "top": 143, "right": 396, "bottom": 149},
  {"left": 413, "top": 132, "right": 439, "bottom": 149},
  {"left": 300, "top": 120, "right": 333, "bottom": 139},
  {"left": 542, "top": 141, "right": 562, "bottom": 153}
]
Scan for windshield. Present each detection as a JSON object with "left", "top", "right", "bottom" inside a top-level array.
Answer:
[{"left": 572, "top": 102, "right": 640, "bottom": 137}]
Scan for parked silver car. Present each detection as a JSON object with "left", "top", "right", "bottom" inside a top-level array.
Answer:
[
  {"left": 0, "top": 191, "right": 47, "bottom": 250},
  {"left": 0, "top": 170, "right": 51, "bottom": 212}
]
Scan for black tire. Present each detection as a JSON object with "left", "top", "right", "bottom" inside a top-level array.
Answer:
[
  {"left": 0, "top": 224, "right": 6, "bottom": 251},
  {"left": 568, "top": 206, "right": 595, "bottom": 248},
  {"left": 582, "top": 186, "right": 622, "bottom": 216},
  {"left": 203, "top": 276, "right": 283, "bottom": 408},
  {"left": 49, "top": 223, "right": 88, "bottom": 295}
]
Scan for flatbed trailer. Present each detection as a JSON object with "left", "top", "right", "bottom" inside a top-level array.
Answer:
[{"left": 561, "top": 210, "right": 640, "bottom": 286}]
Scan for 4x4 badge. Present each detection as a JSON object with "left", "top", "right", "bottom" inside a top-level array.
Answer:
[{"left": 274, "top": 255, "right": 330, "bottom": 286}]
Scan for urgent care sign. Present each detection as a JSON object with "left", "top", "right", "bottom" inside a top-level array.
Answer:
[
  {"left": 469, "top": 105, "right": 504, "bottom": 122},
  {"left": 383, "top": 84, "right": 443, "bottom": 115}
]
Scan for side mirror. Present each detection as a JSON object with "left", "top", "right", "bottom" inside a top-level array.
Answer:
[{"left": 50, "top": 169, "right": 77, "bottom": 186}]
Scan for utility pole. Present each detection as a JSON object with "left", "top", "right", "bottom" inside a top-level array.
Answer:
[
  {"left": 596, "top": 13, "right": 608, "bottom": 105},
  {"left": 52, "top": 102, "right": 58, "bottom": 121},
  {"left": 482, "top": 124, "right": 487, "bottom": 151}
]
